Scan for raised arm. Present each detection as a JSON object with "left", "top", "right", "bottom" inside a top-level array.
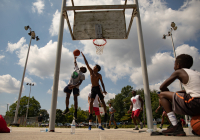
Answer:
[
  {"left": 81, "top": 52, "right": 93, "bottom": 73},
  {"left": 99, "top": 74, "right": 107, "bottom": 95},
  {"left": 74, "top": 55, "right": 77, "bottom": 67}
]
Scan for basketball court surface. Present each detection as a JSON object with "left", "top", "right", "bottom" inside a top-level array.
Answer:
[{"left": 1, "top": 127, "right": 199, "bottom": 140}]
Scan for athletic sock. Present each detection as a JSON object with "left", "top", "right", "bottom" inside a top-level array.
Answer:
[
  {"left": 99, "top": 123, "right": 101, "bottom": 126},
  {"left": 135, "top": 125, "right": 138, "bottom": 128},
  {"left": 89, "top": 122, "right": 92, "bottom": 125},
  {"left": 167, "top": 112, "right": 178, "bottom": 126}
]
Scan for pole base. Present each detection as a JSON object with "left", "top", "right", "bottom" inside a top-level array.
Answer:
[
  {"left": 10, "top": 123, "right": 20, "bottom": 127},
  {"left": 146, "top": 129, "right": 154, "bottom": 133},
  {"left": 49, "top": 130, "right": 55, "bottom": 132}
]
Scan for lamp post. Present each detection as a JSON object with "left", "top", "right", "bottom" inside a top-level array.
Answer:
[
  {"left": 162, "top": 22, "right": 188, "bottom": 125},
  {"left": 13, "top": 26, "right": 39, "bottom": 125},
  {"left": 25, "top": 83, "right": 34, "bottom": 126}
]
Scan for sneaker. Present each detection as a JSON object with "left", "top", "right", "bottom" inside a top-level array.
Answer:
[
  {"left": 114, "top": 126, "right": 118, "bottom": 129},
  {"left": 162, "top": 122, "right": 186, "bottom": 136},
  {"left": 74, "top": 111, "right": 77, "bottom": 120},
  {"left": 88, "top": 125, "right": 91, "bottom": 130},
  {"left": 99, "top": 126, "right": 104, "bottom": 130},
  {"left": 62, "top": 108, "right": 69, "bottom": 115},
  {"left": 167, "top": 124, "right": 172, "bottom": 129},
  {"left": 107, "top": 126, "right": 110, "bottom": 129},
  {"left": 104, "top": 113, "right": 108, "bottom": 122},
  {"left": 140, "top": 122, "right": 143, "bottom": 129},
  {"left": 133, "top": 127, "right": 139, "bottom": 130}
]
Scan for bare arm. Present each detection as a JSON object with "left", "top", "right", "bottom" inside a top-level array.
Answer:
[
  {"left": 99, "top": 74, "right": 107, "bottom": 95},
  {"left": 160, "top": 70, "right": 180, "bottom": 91},
  {"left": 139, "top": 96, "right": 143, "bottom": 111},
  {"left": 155, "top": 104, "right": 161, "bottom": 113},
  {"left": 81, "top": 52, "right": 93, "bottom": 73},
  {"left": 70, "top": 80, "right": 83, "bottom": 89},
  {"left": 127, "top": 101, "right": 133, "bottom": 113},
  {"left": 74, "top": 55, "right": 77, "bottom": 67},
  {"left": 88, "top": 96, "right": 90, "bottom": 104}
]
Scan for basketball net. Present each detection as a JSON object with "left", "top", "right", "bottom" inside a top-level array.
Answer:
[{"left": 93, "top": 39, "right": 107, "bottom": 55}]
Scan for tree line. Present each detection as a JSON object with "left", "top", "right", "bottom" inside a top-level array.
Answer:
[{"left": 5, "top": 85, "right": 185, "bottom": 124}]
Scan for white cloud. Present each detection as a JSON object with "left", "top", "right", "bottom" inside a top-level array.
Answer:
[
  {"left": 0, "top": 74, "right": 21, "bottom": 94},
  {"left": 7, "top": 37, "right": 26, "bottom": 53},
  {"left": 32, "top": 0, "right": 45, "bottom": 14},
  {"left": 24, "top": 77, "right": 37, "bottom": 86},
  {"left": 0, "top": 55, "right": 5, "bottom": 60},
  {"left": 49, "top": 10, "right": 70, "bottom": 36},
  {"left": 47, "top": 80, "right": 67, "bottom": 97}
]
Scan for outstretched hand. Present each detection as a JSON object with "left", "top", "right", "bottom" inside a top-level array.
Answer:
[{"left": 103, "top": 91, "right": 107, "bottom": 95}]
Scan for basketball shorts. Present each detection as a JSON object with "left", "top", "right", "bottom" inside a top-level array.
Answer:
[
  {"left": 110, "top": 114, "right": 115, "bottom": 121},
  {"left": 91, "top": 86, "right": 104, "bottom": 100},
  {"left": 173, "top": 92, "right": 200, "bottom": 116},
  {"left": 131, "top": 109, "right": 140, "bottom": 118},
  {"left": 89, "top": 107, "right": 100, "bottom": 116},
  {"left": 63, "top": 84, "right": 79, "bottom": 96}
]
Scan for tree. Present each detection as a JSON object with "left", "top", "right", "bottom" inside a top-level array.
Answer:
[
  {"left": 55, "top": 109, "right": 66, "bottom": 124},
  {"left": 38, "top": 109, "right": 49, "bottom": 122},
  {"left": 5, "top": 96, "right": 41, "bottom": 117}
]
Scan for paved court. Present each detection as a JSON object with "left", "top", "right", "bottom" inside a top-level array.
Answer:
[{"left": 0, "top": 127, "right": 199, "bottom": 140}]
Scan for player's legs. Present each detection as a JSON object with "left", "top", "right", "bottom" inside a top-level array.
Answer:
[
  {"left": 100, "top": 99, "right": 108, "bottom": 122},
  {"left": 66, "top": 92, "right": 71, "bottom": 109},
  {"left": 88, "top": 107, "right": 93, "bottom": 130},
  {"left": 160, "top": 92, "right": 186, "bottom": 136},
  {"left": 63, "top": 85, "right": 72, "bottom": 115},
  {"left": 73, "top": 94, "right": 78, "bottom": 119},
  {"left": 89, "top": 98, "right": 94, "bottom": 115},
  {"left": 97, "top": 115, "right": 104, "bottom": 130},
  {"left": 63, "top": 92, "right": 71, "bottom": 115},
  {"left": 159, "top": 92, "right": 174, "bottom": 113}
]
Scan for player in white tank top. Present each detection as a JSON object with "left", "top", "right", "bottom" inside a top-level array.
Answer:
[{"left": 127, "top": 90, "right": 143, "bottom": 130}]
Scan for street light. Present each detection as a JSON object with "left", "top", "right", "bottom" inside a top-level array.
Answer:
[
  {"left": 13, "top": 26, "right": 39, "bottom": 125},
  {"left": 25, "top": 83, "right": 34, "bottom": 125},
  {"left": 162, "top": 22, "right": 178, "bottom": 58},
  {"left": 162, "top": 22, "right": 189, "bottom": 125}
]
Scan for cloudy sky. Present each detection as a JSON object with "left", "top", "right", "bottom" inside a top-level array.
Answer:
[{"left": 0, "top": 0, "right": 200, "bottom": 116}]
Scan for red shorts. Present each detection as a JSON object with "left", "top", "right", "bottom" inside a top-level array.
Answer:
[
  {"left": 131, "top": 109, "right": 140, "bottom": 118},
  {"left": 89, "top": 107, "right": 100, "bottom": 115}
]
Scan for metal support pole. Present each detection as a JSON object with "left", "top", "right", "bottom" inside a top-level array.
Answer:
[
  {"left": 25, "top": 85, "right": 31, "bottom": 122},
  {"left": 13, "top": 36, "right": 32, "bottom": 124},
  {"left": 49, "top": 0, "right": 66, "bottom": 132},
  {"left": 134, "top": 0, "right": 153, "bottom": 131}
]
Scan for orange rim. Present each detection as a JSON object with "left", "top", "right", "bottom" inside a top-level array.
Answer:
[{"left": 93, "top": 39, "right": 107, "bottom": 46}]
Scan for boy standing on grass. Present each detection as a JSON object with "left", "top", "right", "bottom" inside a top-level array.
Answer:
[
  {"left": 107, "top": 103, "right": 118, "bottom": 129},
  {"left": 127, "top": 90, "right": 143, "bottom": 130},
  {"left": 62, "top": 56, "right": 87, "bottom": 120},
  {"left": 158, "top": 54, "right": 200, "bottom": 136},
  {"left": 81, "top": 52, "right": 108, "bottom": 122}
]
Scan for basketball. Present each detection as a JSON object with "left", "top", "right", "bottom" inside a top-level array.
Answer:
[
  {"left": 191, "top": 115, "right": 200, "bottom": 135},
  {"left": 73, "top": 49, "right": 80, "bottom": 56}
]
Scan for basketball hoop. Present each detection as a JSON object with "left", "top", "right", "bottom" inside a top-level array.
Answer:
[{"left": 93, "top": 39, "right": 107, "bottom": 55}]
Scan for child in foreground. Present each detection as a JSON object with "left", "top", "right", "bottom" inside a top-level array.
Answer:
[{"left": 158, "top": 54, "right": 200, "bottom": 136}]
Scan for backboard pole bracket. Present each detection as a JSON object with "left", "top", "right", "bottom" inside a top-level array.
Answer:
[
  {"left": 71, "top": 0, "right": 75, "bottom": 13},
  {"left": 126, "top": 9, "right": 137, "bottom": 38},
  {"left": 63, "top": 11, "right": 75, "bottom": 40},
  {"left": 123, "top": 0, "right": 128, "bottom": 12}
]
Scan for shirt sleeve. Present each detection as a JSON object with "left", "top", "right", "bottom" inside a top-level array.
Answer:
[{"left": 80, "top": 74, "right": 85, "bottom": 81}]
